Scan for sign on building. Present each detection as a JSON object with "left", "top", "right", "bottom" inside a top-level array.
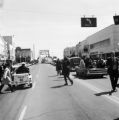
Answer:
[{"left": 39, "top": 50, "right": 49, "bottom": 57}]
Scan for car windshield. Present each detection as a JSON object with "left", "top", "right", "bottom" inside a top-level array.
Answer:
[{"left": 69, "top": 57, "right": 80, "bottom": 66}]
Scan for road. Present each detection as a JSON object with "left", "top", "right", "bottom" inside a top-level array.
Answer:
[{"left": 0, "top": 64, "right": 119, "bottom": 120}]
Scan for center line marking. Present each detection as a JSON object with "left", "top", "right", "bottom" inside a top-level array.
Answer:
[{"left": 18, "top": 106, "right": 27, "bottom": 120}]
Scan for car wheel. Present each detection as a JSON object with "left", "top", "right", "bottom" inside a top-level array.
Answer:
[
  {"left": 29, "top": 83, "right": 32, "bottom": 88},
  {"left": 12, "top": 85, "right": 16, "bottom": 89},
  {"left": 100, "top": 75, "right": 103, "bottom": 78}
]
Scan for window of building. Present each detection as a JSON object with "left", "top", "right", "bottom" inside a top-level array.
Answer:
[{"left": 90, "top": 38, "right": 110, "bottom": 49}]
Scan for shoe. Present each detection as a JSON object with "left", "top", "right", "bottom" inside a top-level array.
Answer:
[
  {"left": 114, "top": 89, "right": 117, "bottom": 92},
  {"left": 71, "top": 80, "right": 73, "bottom": 85},
  {"left": 11, "top": 89, "right": 15, "bottom": 92},
  {"left": 64, "top": 83, "right": 68, "bottom": 86},
  {"left": 111, "top": 89, "right": 117, "bottom": 92},
  {"left": 109, "top": 91, "right": 112, "bottom": 96}
]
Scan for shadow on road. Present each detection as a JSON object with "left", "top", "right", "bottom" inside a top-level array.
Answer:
[
  {"left": 48, "top": 75, "right": 58, "bottom": 77},
  {"left": 15, "top": 85, "right": 30, "bottom": 90},
  {"left": 53, "top": 79, "right": 64, "bottom": 81},
  {"left": 58, "top": 76, "right": 64, "bottom": 78},
  {"left": 51, "top": 84, "right": 66, "bottom": 88},
  {"left": 114, "top": 118, "right": 119, "bottom": 120},
  {"left": 94, "top": 91, "right": 113, "bottom": 96}
]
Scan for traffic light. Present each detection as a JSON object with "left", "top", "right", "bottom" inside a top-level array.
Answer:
[
  {"left": 81, "top": 17, "right": 97, "bottom": 27},
  {"left": 113, "top": 15, "right": 119, "bottom": 25}
]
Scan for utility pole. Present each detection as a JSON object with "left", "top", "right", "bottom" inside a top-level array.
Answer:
[
  {"left": 0, "top": 0, "right": 3, "bottom": 8},
  {"left": 33, "top": 44, "right": 35, "bottom": 60}
]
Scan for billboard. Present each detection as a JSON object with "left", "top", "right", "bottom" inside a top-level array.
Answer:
[{"left": 39, "top": 50, "right": 49, "bottom": 56}]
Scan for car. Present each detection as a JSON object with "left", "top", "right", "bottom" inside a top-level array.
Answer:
[
  {"left": 68, "top": 57, "right": 81, "bottom": 72},
  {"left": 12, "top": 66, "right": 32, "bottom": 88},
  {"left": 75, "top": 66, "right": 107, "bottom": 78}
]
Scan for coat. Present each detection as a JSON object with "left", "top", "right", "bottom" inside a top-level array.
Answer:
[
  {"left": 106, "top": 57, "right": 119, "bottom": 75},
  {"left": 2, "top": 68, "right": 12, "bottom": 85},
  {"left": 62, "top": 59, "right": 70, "bottom": 75}
]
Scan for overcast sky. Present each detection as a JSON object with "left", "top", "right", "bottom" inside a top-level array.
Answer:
[{"left": 0, "top": 0, "right": 119, "bottom": 58}]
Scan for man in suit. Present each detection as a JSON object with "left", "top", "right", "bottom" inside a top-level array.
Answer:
[{"left": 106, "top": 51, "right": 119, "bottom": 92}]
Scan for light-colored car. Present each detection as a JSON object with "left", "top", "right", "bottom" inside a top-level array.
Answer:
[
  {"left": 12, "top": 65, "right": 32, "bottom": 88},
  {"left": 13, "top": 73, "right": 32, "bottom": 88}
]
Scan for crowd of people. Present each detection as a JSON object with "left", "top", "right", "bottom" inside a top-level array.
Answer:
[
  {"left": 55, "top": 55, "right": 106, "bottom": 76},
  {"left": 81, "top": 56, "right": 106, "bottom": 69},
  {"left": 55, "top": 52, "right": 119, "bottom": 94}
]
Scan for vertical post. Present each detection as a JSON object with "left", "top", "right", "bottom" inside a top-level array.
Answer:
[
  {"left": 20, "top": 56, "right": 21, "bottom": 63},
  {"left": 33, "top": 44, "right": 35, "bottom": 60}
]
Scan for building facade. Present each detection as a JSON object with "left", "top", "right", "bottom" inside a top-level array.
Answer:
[
  {"left": 63, "top": 47, "right": 76, "bottom": 58},
  {"left": 0, "top": 36, "right": 7, "bottom": 61},
  {"left": 75, "top": 24, "right": 119, "bottom": 59},
  {"left": 2, "top": 36, "right": 15, "bottom": 61},
  {"left": 15, "top": 47, "right": 32, "bottom": 63}
]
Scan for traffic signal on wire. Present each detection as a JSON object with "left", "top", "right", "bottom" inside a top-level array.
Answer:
[
  {"left": 113, "top": 15, "right": 119, "bottom": 25},
  {"left": 81, "top": 17, "right": 97, "bottom": 27}
]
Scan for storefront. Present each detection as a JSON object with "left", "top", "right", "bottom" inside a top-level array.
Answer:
[{"left": 82, "top": 24, "right": 119, "bottom": 59}]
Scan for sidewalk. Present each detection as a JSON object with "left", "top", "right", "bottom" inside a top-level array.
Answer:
[{"left": 70, "top": 72, "right": 119, "bottom": 98}]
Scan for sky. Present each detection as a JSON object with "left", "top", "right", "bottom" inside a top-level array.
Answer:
[{"left": 0, "top": 0, "right": 119, "bottom": 58}]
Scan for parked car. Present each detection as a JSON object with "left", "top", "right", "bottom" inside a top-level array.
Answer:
[
  {"left": 75, "top": 66, "right": 107, "bottom": 78},
  {"left": 68, "top": 57, "right": 81, "bottom": 72}
]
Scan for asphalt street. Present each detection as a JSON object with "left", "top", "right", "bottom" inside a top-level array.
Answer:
[{"left": 0, "top": 64, "right": 119, "bottom": 120}]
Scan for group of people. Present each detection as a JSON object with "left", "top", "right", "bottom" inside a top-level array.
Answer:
[
  {"left": 81, "top": 56, "right": 106, "bottom": 69},
  {"left": 83, "top": 52, "right": 119, "bottom": 93},
  {"left": 0, "top": 62, "right": 29, "bottom": 93},
  {"left": 55, "top": 56, "right": 106, "bottom": 86},
  {"left": 56, "top": 57, "right": 73, "bottom": 86},
  {"left": 56, "top": 51, "right": 119, "bottom": 94}
]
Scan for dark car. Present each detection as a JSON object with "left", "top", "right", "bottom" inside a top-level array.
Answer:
[{"left": 75, "top": 66, "right": 107, "bottom": 78}]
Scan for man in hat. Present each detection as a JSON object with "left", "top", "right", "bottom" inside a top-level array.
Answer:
[
  {"left": 106, "top": 51, "right": 119, "bottom": 93},
  {"left": 16, "top": 62, "right": 29, "bottom": 74}
]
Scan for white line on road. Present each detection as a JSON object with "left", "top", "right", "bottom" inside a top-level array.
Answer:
[
  {"left": 32, "top": 81, "right": 36, "bottom": 90},
  {"left": 18, "top": 106, "right": 27, "bottom": 120},
  {"left": 75, "top": 78, "right": 119, "bottom": 105}
]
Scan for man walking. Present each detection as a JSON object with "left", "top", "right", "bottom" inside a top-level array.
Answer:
[
  {"left": 0, "top": 63, "right": 14, "bottom": 93},
  {"left": 106, "top": 51, "right": 119, "bottom": 93},
  {"left": 62, "top": 57, "right": 73, "bottom": 85},
  {"left": 56, "top": 59, "right": 62, "bottom": 75}
]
